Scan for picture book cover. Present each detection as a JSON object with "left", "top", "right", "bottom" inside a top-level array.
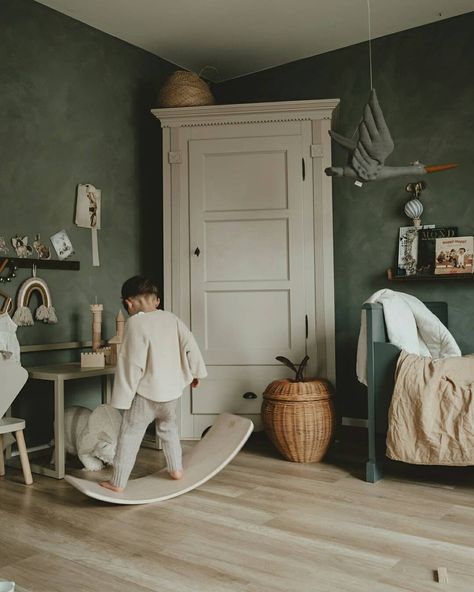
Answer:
[
  {"left": 435, "top": 236, "right": 473, "bottom": 275},
  {"left": 417, "top": 226, "right": 457, "bottom": 275},
  {"left": 397, "top": 225, "right": 434, "bottom": 276}
]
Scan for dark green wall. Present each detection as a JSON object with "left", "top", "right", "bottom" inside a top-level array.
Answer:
[
  {"left": 216, "top": 13, "right": 474, "bottom": 418},
  {"left": 1, "top": 0, "right": 176, "bottom": 440},
  {"left": 1, "top": 0, "right": 174, "bottom": 349}
]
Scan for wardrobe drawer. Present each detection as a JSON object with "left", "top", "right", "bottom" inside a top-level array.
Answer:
[{"left": 192, "top": 365, "right": 289, "bottom": 415}]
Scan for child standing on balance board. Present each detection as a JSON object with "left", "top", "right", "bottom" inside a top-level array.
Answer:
[{"left": 101, "top": 276, "right": 207, "bottom": 493}]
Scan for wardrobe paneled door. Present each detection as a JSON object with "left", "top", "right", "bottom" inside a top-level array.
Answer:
[{"left": 153, "top": 100, "right": 338, "bottom": 438}]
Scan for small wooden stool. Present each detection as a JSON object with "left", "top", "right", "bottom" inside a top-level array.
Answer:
[{"left": 0, "top": 417, "right": 33, "bottom": 485}]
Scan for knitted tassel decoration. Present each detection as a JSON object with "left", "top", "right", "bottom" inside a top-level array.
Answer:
[
  {"left": 13, "top": 306, "right": 34, "bottom": 327},
  {"left": 35, "top": 305, "right": 48, "bottom": 321},
  {"left": 36, "top": 305, "right": 58, "bottom": 324},
  {"left": 47, "top": 306, "right": 58, "bottom": 324}
]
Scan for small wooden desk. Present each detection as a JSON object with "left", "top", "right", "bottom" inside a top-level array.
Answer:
[{"left": 23, "top": 363, "right": 115, "bottom": 479}]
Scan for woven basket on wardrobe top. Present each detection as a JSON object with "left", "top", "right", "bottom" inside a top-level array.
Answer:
[
  {"left": 158, "top": 71, "right": 215, "bottom": 108},
  {"left": 262, "top": 378, "right": 335, "bottom": 463}
]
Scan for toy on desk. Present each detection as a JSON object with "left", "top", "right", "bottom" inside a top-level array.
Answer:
[
  {"left": 80, "top": 351, "right": 106, "bottom": 368},
  {"left": 81, "top": 303, "right": 105, "bottom": 368},
  {"left": 81, "top": 306, "right": 124, "bottom": 368},
  {"left": 64, "top": 404, "right": 122, "bottom": 471},
  {"left": 107, "top": 310, "right": 125, "bottom": 365},
  {"left": 90, "top": 303, "right": 103, "bottom": 351}
]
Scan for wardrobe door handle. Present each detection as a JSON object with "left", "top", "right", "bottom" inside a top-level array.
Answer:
[{"left": 243, "top": 392, "right": 257, "bottom": 400}]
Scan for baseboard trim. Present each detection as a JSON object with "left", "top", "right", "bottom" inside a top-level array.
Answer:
[{"left": 342, "top": 417, "right": 368, "bottom": 428}]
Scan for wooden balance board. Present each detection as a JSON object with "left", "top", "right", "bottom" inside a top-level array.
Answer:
[{"left": 65, "top": 413, "right": 254, "bottom": 505}]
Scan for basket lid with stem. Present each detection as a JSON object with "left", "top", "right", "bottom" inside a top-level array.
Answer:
[{"left": 263, "top": 356, "right": 333, "bottom": 401}]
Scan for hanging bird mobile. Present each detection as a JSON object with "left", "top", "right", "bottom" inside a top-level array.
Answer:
[{"left": 325, "top": 89, "right": 458, "bottom": 183}]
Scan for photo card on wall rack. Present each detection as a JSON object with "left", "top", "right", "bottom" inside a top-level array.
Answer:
[
  {"left": 50, "top": 229, "right": 74, "bottom": 260},
  {"left": 33, "top": 234, "right": 51, "bottom": 260},
  {"left": 0, "top": 236, "right": 9, "bottom": 254},
  {"left": 11, "top": 235, "right": 33, "bottom": 258}
]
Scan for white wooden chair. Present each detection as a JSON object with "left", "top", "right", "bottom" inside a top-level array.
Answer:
[{"left": 0, "top": 358, "right": 33, "bottom": 485}]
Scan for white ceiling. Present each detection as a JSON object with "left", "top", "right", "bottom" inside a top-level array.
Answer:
[{"left": 34, "top": 0, "right": 473, "bottom": 81}]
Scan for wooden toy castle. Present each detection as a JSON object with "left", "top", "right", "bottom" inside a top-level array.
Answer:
[{"left": 80, "top": 305, "right": 125, "bottom": 368}]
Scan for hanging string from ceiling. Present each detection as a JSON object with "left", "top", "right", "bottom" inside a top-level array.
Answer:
[
  {"left": 367, "top": 0, "right": 374, "bottom": 90},
  {"left": 350, "top": 0, "right": 374, "bottom": 139}
]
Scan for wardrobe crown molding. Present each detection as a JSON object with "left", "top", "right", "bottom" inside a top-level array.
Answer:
[{"left": 152, "top": 98, "right": 340, "bottom": 128}]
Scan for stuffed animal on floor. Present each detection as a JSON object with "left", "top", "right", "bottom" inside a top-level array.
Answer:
[{"left": 64, "top": 404, "right": 122, "bottom": 471}]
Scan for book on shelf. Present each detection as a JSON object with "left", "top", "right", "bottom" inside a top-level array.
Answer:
[
  {"left": 397, "top": 225, "right": 434, "bottom": 276},
  {"left": 435, "top": 236, "right": 474, "bottom": 275},
  {"left": 416, "top": 226, "right": 458, "bottom": 276}
]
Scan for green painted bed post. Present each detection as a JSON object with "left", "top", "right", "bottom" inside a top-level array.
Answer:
[
  {"left": 364, "top": 303, "right": 386, "bottom": 483},
  {"left": 363, "top": 301, "right": 449, "bottom": 483}
]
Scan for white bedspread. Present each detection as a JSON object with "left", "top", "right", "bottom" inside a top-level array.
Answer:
[{"left": 356, "top": 289, "right": 461, "bottom": 385}]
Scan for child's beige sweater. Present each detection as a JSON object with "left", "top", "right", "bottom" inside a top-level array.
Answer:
[{"left": 111, "top": 310, "right": 207, "bottom": 409}]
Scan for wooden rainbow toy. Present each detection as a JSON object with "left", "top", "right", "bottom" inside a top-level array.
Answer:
[{"left": 13, "top": 275, "right": 58, "bottom": 326}]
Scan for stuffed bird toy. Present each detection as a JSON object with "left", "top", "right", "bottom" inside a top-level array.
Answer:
[{"left": 325, "top": 89, "right": 458, "bottom": 182}]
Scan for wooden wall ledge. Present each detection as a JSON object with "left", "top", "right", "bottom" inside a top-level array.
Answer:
[{"left": 0, "top": 257, "right": 80, "bottom": 271}]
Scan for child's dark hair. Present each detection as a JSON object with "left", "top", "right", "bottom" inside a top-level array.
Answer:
[{"left": 121, "top": 276, "right": 159, "bottom": 301}]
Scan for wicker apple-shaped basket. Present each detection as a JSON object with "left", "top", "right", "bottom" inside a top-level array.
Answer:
[{"left": 262, "top": 356, "right": 335, "bottom": 463}]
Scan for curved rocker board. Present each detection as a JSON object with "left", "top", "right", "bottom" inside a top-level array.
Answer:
[{"left": 65, "top": 413, "right": 254, "bottom": 505}]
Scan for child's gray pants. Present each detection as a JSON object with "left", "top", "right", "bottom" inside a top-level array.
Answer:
[{"left": 111, "top": 394, "right": 182, "bottom": 489}]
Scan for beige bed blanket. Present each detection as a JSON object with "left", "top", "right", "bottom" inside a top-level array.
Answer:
[{"left": 386, "top": 350, "right": 474, "bottom": 465}]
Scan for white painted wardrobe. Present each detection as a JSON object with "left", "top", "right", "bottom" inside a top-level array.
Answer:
[{"left": 152, "top": 99, "right": 339, "bottom": 439}]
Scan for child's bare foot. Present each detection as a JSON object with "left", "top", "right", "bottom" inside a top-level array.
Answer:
[
  {"left": 169, "top": 470, "right": 183, "bottom": 480},
  {"left": 100, "top": 481, "right": 124, "bottom": 493}
]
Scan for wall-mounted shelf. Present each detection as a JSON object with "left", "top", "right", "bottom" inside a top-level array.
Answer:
[
  {"left": 387, "top": 268, "right": 474, "bottom": 281},
  {"left": 0, "top": 257, "right": 80, "bottom": 271}
]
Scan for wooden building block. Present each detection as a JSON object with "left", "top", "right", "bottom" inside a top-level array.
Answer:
[
  {"left": 80, "top": 352, "right": 105, "bottom": 368},
  {"left": 436, "top": 567, "right": 448, "bottom": 584}
]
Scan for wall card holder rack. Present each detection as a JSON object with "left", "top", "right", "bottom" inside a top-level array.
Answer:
[{"left": 0, "top": 257, "right": 80, "bottom": 272}]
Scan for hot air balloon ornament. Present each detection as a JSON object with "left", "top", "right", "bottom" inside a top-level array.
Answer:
[
  {"left": 404, "top": 181, "right": 425, "bottom": 227},
  {"left": 325, "top": 89, "right": 459, "bottom": 185}
]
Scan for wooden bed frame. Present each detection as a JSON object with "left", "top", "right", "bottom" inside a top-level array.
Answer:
[{"left": 363, "top": 301, "right": 448, "bottom": 483}]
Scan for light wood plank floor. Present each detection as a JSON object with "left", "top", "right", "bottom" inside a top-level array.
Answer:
[{"left": 0, "top": 432, "right": 473, "bottom": 592}]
